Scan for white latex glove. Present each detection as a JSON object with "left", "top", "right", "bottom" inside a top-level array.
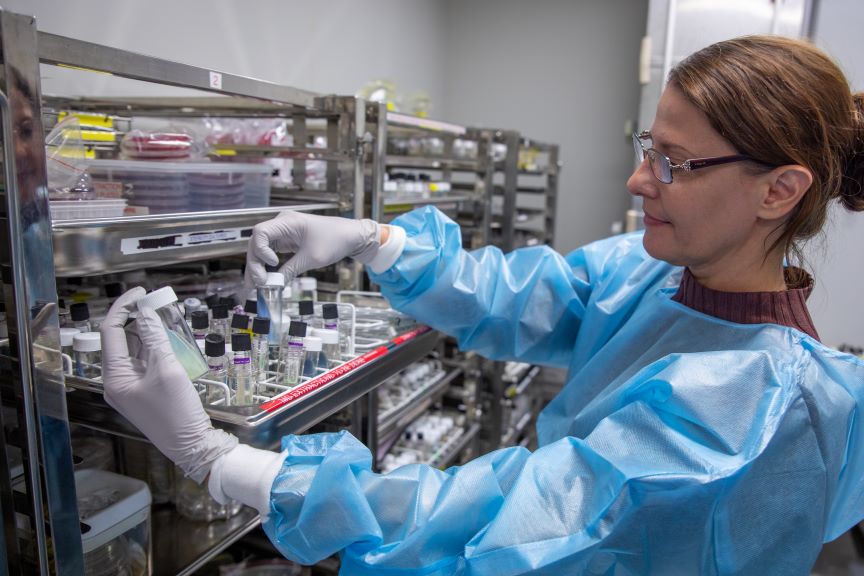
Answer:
[
  {"left": 245, "top": 211, "right": 380, "bottom": 288},
  {"left": 100, "top": 287, "right": 237, "bottom": 483}
]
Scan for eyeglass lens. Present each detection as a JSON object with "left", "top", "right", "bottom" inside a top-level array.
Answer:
[{"left": 632, "top": 133, "right": 672, "bottom": 184}]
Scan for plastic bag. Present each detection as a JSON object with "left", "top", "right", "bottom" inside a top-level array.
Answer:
[{"left": 45, "top": 116, "right": 94, "bottom": 200}]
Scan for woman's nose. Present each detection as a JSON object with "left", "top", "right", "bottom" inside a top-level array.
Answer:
[{"left": 626, "top": 157, "right": 660, "bottom": 199}]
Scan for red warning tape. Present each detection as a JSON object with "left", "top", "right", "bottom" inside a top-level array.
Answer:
[{"left": 260, "top": 325, "right": 431, "bottom": 413}]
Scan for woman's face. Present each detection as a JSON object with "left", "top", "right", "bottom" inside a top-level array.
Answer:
[{"left": 626, "top": 85, "right": 766, "bottom": 272}]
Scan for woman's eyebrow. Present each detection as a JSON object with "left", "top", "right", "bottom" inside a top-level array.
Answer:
[{"left": 653, "top": 136, "right": 694, "bottom": 158}]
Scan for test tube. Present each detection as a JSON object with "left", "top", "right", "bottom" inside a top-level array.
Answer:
[
  {"left": 279, "top": 321, "right": 307, "bottom": 386},
  {"left": 231, "top": 313, "right": 249, "bottom": 335},
  {"left": 204, "top": 333, "right": 228, "bottom": 405},
  {"left": 60, "top": 327, "right": 81, "bottom": 359},
  {"left": 230, "top": 333, "right": 254, "bottom": 405},
  {"left": 298, "top": 300, "right": 318, "bottom": 328},
  {"left": 190, "top": 310, "right": 209, "bottom": 343},
  {"left": 257, "top": 272, "right": 285, "bottom": 351},
  {"left": 298, "top": 277, "right": 317, "bottom": 301},
  {"left": 251, "top": 317, "right": 271, "bottom": 378},
  {"left": 70, "top": 303, "right": 91, "bottom": 333},
  {"left": 210, "top": 305, "right": 230, "bottom": 341},
  {"left": 322, "top": 303, "right": 350, "bottom": 355},
  {"left": 73, "top": 332, "right": 101, "bottom": 379},
  {"left": 303, "top": 336, "right": 322, "bottom": 378},
  {"left": 314, "top": 328, "right": 340, "bottom": 368}
]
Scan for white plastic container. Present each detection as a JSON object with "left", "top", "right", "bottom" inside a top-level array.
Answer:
[
  {"left": 75, "top": 469, "right": 152, "bottom": 576},
  {"left": 49, "top": 199, "right": 128, "bottom": 221},
  {"left": 85, "top": 158, "right": 271, "bottom": 214}
]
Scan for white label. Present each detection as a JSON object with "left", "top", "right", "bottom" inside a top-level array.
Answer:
[
  {"left": 120, "top": 226, "right": 251, "bottom": 255},
  {"left": 209, "top": 71, "right": 223, "bottom": 89}
]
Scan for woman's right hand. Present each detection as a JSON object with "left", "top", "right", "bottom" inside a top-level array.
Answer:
[{"left": 244, "top": 211, "right": 382, "bottom": 288}]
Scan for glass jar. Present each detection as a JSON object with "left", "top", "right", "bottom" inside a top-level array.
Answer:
[
  {"left": 174, "top": 467, "right": 242, "bottom": 522},
  {"left": 73, "top": 332, "right": 102, "bottom": 379}
]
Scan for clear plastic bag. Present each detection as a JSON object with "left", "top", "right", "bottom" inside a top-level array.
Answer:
[{"left": 45, "top": 116, "right": 94, "bottom": 201}]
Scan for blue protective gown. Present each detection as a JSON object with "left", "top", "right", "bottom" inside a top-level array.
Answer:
[{"left": 263, "top": 206, "right": 864, "bottom": 575}]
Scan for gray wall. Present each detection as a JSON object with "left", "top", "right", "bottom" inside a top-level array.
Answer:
[
  {"left": 441, "top": 0, "right": 648, "bottom": 252},
  {"left": 807, "top": 0, "right": 864, "bottom": 347},
  {"left": 3, "top": 0, "right": 448, "bottom": 115}
]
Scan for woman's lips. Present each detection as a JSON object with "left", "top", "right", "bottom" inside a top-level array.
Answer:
[{"left": 643, "top": 211, "right": 670, "bottom": 226}]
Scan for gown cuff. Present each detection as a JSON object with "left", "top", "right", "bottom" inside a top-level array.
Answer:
[
  {"left": 367, "top": 225, "right": 406, "bottom": 273},
  {"left": 208, "top": 444, "right": 286, "bottom": 518}
]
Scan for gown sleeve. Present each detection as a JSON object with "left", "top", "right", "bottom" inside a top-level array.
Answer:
[{"left": 367, "top": 206, "right": 647, "bottom": 368}]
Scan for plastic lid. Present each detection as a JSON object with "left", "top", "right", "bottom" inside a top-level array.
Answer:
[
  {"left": 322, "top": 303, "right": 338, "bottom": 320},
  {"left": 60, "top": 327, "right": 81, "bottom": 347},
  {"left": 263, "top": 272, "right": 285, "bottom": 288},
  {"left": 304, "top": 336, "right": 322, "bottom": 352},
  {"left": 252, "top": 317, "right": 271, "bottom": 335},
  {"left": 191, "top": 310, "right": 209, "bottom": 329},
  {"left": 244, "top": 299, "right": 258, "bottom": 315},
  {"left": 313, "top": 328, "right": 339, "bottom": 344},
  {"left": 299, "top": 300, "right": 314, "bottom": 316},
  {"left": 73, "top": 332, "right": 101, "bottom": 352},
  {"left": 231, "top": 333, "right": 251, "bottom": 352},
  {"left": 205, "top": 294, "right": 221, "bottom": 308},
  {"left": 219, "top": 295, "right": 237, "bottom": 307},
  {"left": 298, "top": 277, "right": 317, "bottom": 290},
  {"left": 204, "top": 333, "right": 225, "bottom": 357},
  {"left": 75, "top": 469, "right": 151, "bottom": 553},
  {"left": 183, "top": 297, "right": 202, "bottom": 309},
  {"left": 70, "top": 302, "right": 90, "bottom": 322},
  {"left": 288, "top": 321, "right": 307, "bottom": 338},
  {"left": 136, "top": 286, "right": 178, "bottom": 310},
  {"left": 211, "top": 304, "right": 229, "bottom": 320},
  {"left": 231, "top": 314, "right": 249, "bottom": 330},
  {"left": 105, "top": 282, "right": 124, "bottom": 298}
]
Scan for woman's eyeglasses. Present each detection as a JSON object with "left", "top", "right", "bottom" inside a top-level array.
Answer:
[{"left": 632, "top": 130, "right": 767, "bottom": 184}]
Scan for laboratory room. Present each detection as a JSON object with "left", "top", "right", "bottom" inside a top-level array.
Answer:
[{"left": 3, "top": 0, "right": 864, "bottom": 574}]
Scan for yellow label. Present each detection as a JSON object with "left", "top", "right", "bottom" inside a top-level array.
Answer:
[{"left": 214, "top": 149, "right": 237, "bottom": 156}]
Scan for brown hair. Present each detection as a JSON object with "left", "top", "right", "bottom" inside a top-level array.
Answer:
[{"left": 668, "top": 35, "right": 864, "bottom": 266}]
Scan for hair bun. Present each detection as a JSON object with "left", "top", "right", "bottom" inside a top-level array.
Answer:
[{"left": 840, "top": 92, "right": 864, "bottom": 211}]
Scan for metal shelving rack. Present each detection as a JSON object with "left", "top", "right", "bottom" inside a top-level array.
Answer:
[{"left": 0, "top": 12, "right": 438, "bottom": 575}]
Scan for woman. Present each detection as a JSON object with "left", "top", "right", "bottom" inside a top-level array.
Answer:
[{"left": 101, "top": 36, "right": 864, "bottom": 574}]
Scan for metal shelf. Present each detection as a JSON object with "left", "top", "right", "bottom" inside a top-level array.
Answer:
[
  {"left": 152, "top": 506, "right": 260, "bottom": 576},
  {"left": 51, "top": 203, "right": 336, "bottom": 276},
  {"left": 385, "top": 155, "right": 480, "bottom": 172},
  {"left": 501, "top": 411, "right": 533, "bottom": 447},
  {"left": 385, "top": 112, "right": 468, "bottom": 136},
  {"left": 378, "top": 368, "right": 463, "bottom": 441},
  {"left": 383, "top": 194, "right": 473, "bottom": 207},
  {"left": 428, "top": 423, "right": 481, "bottom": 469},
  {"left": 64, "top": 327, "right": 439, "bottom": 450}
]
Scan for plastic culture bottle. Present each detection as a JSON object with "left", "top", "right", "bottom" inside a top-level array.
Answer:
[
  {"left": 135, "top": 286, "right": 209, "bottom": 381},
  {"left": 256, "top": 272, "right": 285, "bottom": 352},
  {"left": 303, "top": 336, "right": 322, "bottom": 378},
  {"left": 190, "top": 310, "right": 209, "bottom": 343},
  {"left": 280, "top": 321, "right": 307, "bottom": 386},
  {"left": 298, "top": 277, "right": 317, "bottom": 301},
  {"left": 231, "top": 313, "right": 249, "bottom": 335},
  {"left": 70, "top": 302, "right": 91, "bottom": 333},
  {"left": 210, "top": 305, "right": 230, "bottom": 341},
  {"left": 230, "top": 333, "right": 254, "bottom": 406},
  {"left": 204, "top": 334, "right": 228, "bottom": 405},
  {"left": 315, "top": 328, "right": 341, "bottom": 368},
  {"left": 73, "top": 332, "right": 101, "bottom": 379},
  {"left": 251, "top": 317, "right": 271, "bottom": 378}
]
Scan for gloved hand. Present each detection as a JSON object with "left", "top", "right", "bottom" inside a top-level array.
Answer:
[
  {"left": 100, "top": 287, "right": 237, "bottom": 483},
  {"left": 245, "top": 211, "right": 381, "bottom": 288}
]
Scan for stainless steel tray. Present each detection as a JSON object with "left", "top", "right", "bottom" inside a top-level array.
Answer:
[{"left": 64, "top": 326, "right": 438, "bottom": 450}]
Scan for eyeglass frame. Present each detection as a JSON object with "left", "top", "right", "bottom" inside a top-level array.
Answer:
[{"left": 632, "top": 130, "right": 769, "bottom": 184}]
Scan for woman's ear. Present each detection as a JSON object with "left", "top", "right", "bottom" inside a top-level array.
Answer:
[{"left": 758, "top": 165, "right": 813, "bottom": 220}]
